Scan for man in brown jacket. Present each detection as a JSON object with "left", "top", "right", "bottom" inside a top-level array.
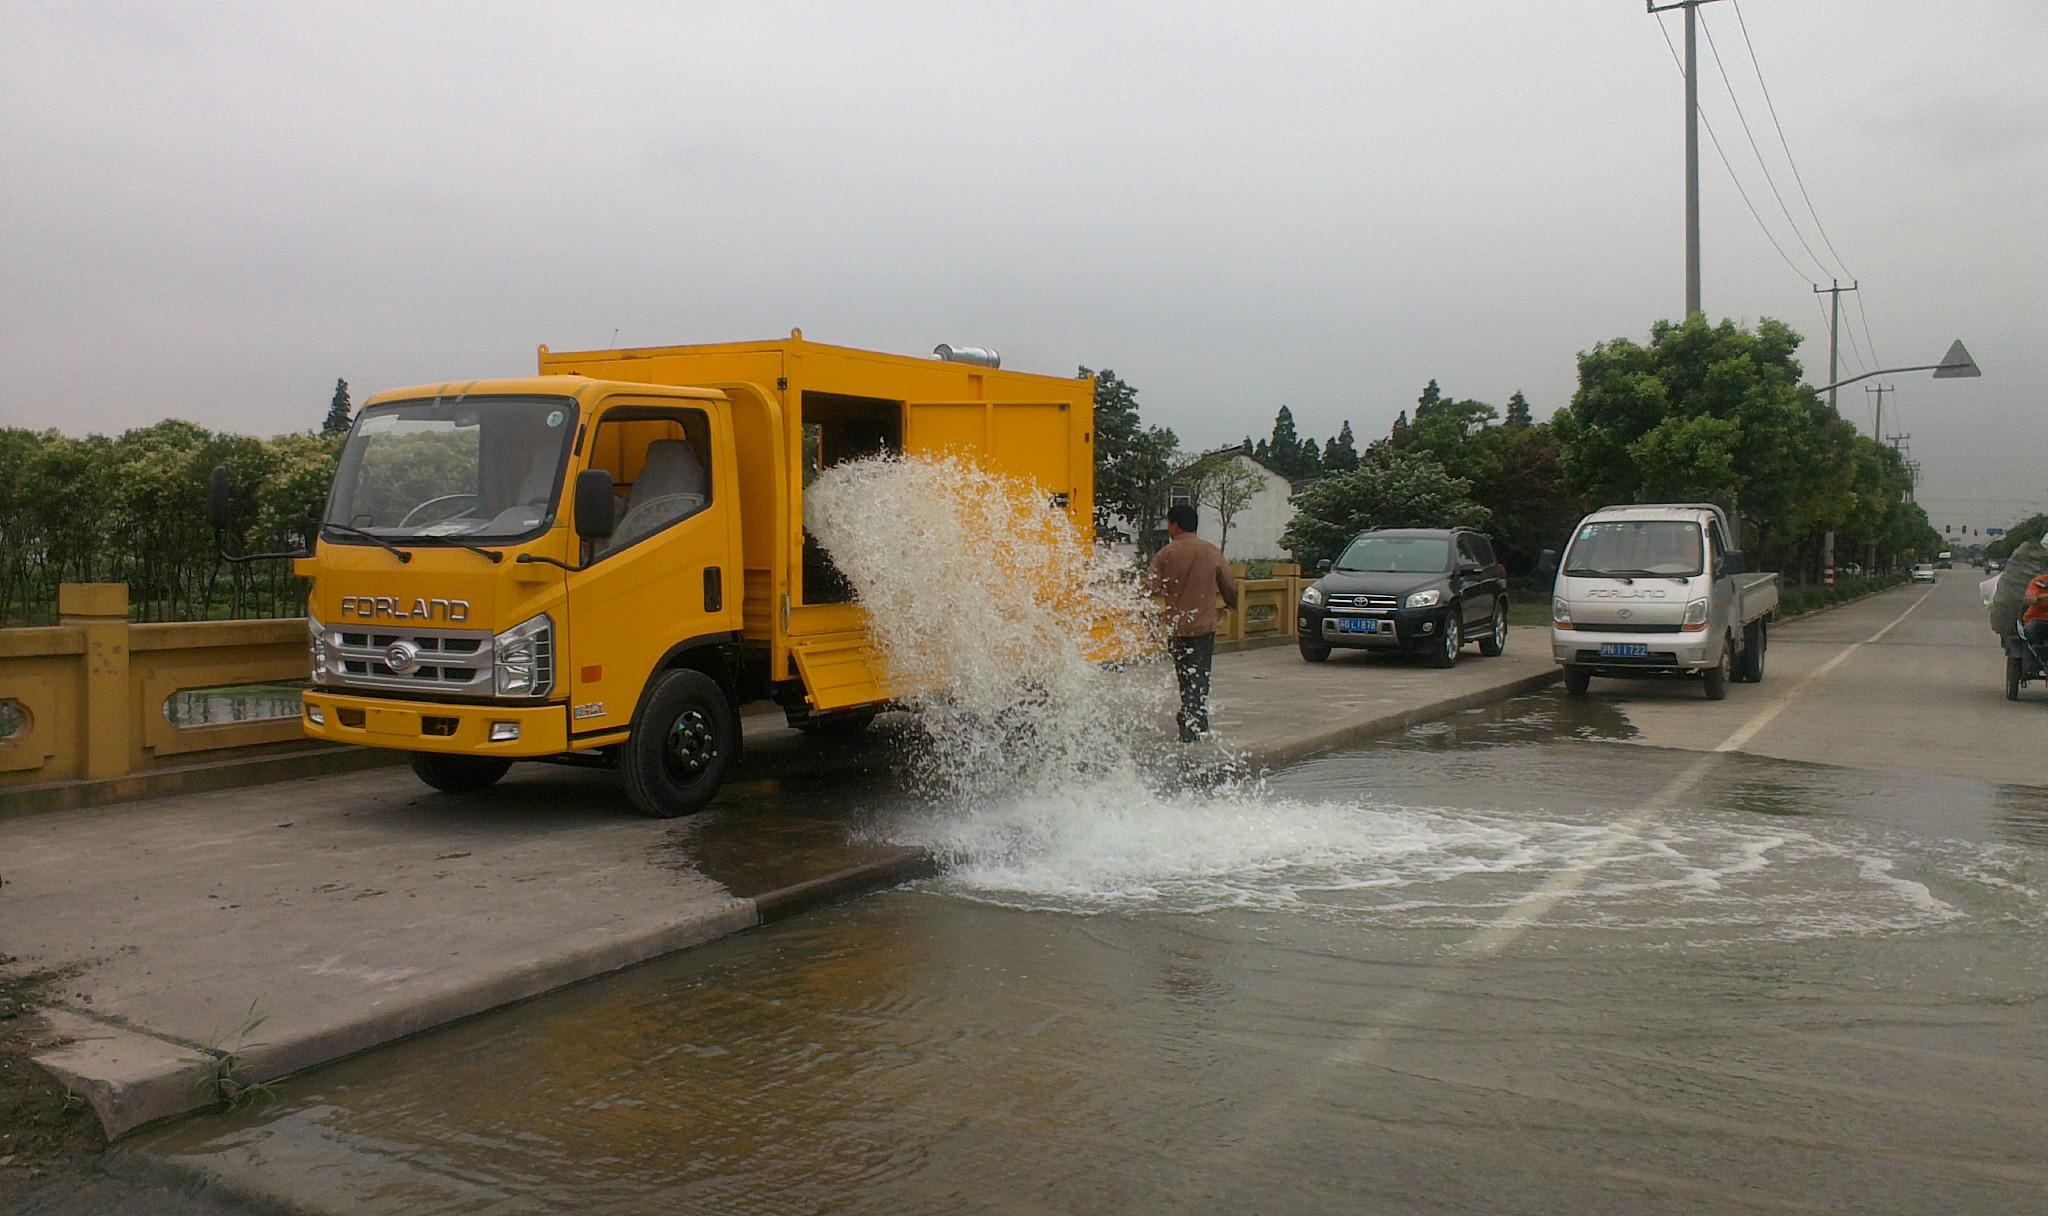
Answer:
[{"left": 1149, "top": 503, "right": 1239, "bottom": 742}]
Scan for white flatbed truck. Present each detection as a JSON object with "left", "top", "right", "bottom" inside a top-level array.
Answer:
[{"left": 1540, "top": 503, "right": 1779, "bottom": 699}]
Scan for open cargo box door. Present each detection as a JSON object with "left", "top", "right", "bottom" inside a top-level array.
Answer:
[
  {"left": 789, "top": 632, "right": 894, "bottom": 712},
  {"left": 903, "top": 400, "right": 1081, "bottom": 518}
]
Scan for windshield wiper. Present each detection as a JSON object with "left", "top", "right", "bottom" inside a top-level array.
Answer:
[
  {"left": 322, "top": 523, "right": 413, "bottom": 564},
  {"left": 1565, "top": 567, "right": 1632, "bottom": 584},
  {"left": 404, "top": 536, "right": 505, "bottom": 564}
]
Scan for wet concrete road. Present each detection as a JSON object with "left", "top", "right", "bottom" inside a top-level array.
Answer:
[{"left": 119, "top": 681, "right": 2048, "bottom": 1214}]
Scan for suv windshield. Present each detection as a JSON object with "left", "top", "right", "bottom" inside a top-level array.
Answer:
[
  {"left": 1336, "top": 535, "right": 1450, "bottom": 573},
  {"left": 1566, "top": 520, "right": 1703, "bottom": 577},
  {"left": 324, "top": 397, "right": 576, "bottom": 542}
]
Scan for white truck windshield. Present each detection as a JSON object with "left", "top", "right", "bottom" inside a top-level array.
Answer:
[{"left": 1566, "top": 520, "right": 1704, "bottom": 577}]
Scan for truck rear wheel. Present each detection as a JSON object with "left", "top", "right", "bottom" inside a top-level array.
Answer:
[
  {"left": 407, "top": 752, "right": 512, "bottom": 794},
  {"left": 1738, "top": 619, "right": 1767, "bottom": 683},
  {"left": 622, "top": 669, "right": 735, "bottom": 818}
]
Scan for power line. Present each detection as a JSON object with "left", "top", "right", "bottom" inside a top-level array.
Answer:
[
  {"left": 1697, "top": 9, "right": 1833, "bottom": 281},
  {"left": 1850, "top": 287, "right": 1882, "bottom": 370},
  {"left": 1654, "top": 13, "right": 1812, "bottom": 288},
  {"left": 1729, "top": 0, "right": 1857, "bottom": 281}
]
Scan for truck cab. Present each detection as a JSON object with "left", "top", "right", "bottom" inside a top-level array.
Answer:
[
  {"left": 282, "top": 334, "right": 1095, "bottom": 816},
  {"left": 1543, "top": 503, "right": 1777, "bottom": 700}
]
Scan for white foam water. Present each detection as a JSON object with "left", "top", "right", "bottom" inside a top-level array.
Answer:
[{"left": 804, "top": 455, "right": 2005, "bottom": 940}]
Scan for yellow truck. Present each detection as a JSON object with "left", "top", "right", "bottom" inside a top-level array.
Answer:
[{"left": 216, "top": 333, "right": 1094, "bottom": 817}]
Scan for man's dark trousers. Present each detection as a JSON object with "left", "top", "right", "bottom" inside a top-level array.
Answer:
[{"left": 1169, "top": 632, "right": 1216, "bottom": 742}]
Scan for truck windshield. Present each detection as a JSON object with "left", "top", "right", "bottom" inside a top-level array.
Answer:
[
  {"left": 324, "top": 397, "right": 576, "bottom": 542},
  {"left": 1565, "top": 520, "right": 1703, "bottom": 577},
  {"left": 1335, "top": 536, "right": 1449, "bottom": 573}
]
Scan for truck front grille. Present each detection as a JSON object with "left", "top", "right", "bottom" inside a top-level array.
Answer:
[{"left": 323, "top": 627, "right": 495, "bottom": 697}]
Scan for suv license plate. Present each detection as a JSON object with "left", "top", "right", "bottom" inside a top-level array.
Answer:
[
  {"left": 1599, "top": 642, "right": 1649, "bottom": 658},
  {"left": 1338, "top": 618, "right": 1379, "bottom": 635}
]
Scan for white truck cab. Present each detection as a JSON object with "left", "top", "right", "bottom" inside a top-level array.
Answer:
[{"left": 1540, "top": 503, "right": 1779, "bottom": 700}]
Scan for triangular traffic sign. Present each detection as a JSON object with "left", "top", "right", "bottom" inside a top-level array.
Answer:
[{"left": 1931, "top": 339, "right": 1980, "bottom": 378}]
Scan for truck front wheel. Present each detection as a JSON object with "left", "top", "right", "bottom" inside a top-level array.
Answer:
[
  {"left": 407, "top": 752, "right": 512, "bottom": 794},
  {"left": 1703, "top": 636, "right": 1734, "bottom": 700},
  {"left": 622, "top": 669, "right": 735, "bottom": 818},
  {"left": 1563, "top": 666, "right": 1591, "bottom": 696}
]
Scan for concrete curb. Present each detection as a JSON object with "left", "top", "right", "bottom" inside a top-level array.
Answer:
[
  {"left": 0, "top": 745, "right": 403, "bottom": 823},
  {"left": 36, "top": 850, "right": 930, "bottom": 1140},
  {"left": 1236, "top": 669, "right": 1563, "bottom": 770}
]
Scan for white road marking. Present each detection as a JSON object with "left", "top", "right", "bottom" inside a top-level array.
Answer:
[{"left": 1713, "top": 587, "right": 1933, "bottom": 754}]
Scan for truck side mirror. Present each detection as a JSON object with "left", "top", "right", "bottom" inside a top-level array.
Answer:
[
  {"left": 1316, "top": 558, "right": 1333, "bottom": 574},
  {"left": 208, "top": 465, "right": 232, "bottom": 532},
  {"left": 1536, "top": 548, "right": 1558, "bottom": 581},
  {"left": 573, "top": 469, "right": 617, "bottom": 542},
  {"left": 1724, "top": 550, "right": 1746, "bottom": 576}
]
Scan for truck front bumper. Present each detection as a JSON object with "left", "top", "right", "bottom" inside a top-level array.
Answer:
[
  {"left": 302, "top": 690, "right": 570, "bottom": 757},
  {"left": 1553, "top": 628, "right": 1714, "bottom": 675}
]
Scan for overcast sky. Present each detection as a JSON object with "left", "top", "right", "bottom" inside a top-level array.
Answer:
[{"left": 3, "top": 1, "right": 2042, "bottom": 533}]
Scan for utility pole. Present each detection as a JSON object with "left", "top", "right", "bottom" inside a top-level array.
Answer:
[
  {"left": 1815, "top": 280, "right": 1859, "bottom": 415},
  {"left": 1864, "top": 381, "right": 1893, "bottom": 445},
  {"left": 1649, "top": 0, "right": 1727, "bottom": 319}
]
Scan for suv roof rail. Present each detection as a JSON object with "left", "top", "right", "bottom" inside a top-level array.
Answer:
[{"left": 1594, "top": 502, "right": 1725, "bottom": 515}]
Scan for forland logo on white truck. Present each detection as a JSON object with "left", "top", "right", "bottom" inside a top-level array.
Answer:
[{"left": 339, "top": 595, "right": 471, "bottom": 623}]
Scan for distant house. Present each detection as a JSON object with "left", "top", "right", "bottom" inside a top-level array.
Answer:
[{"left": 1169, "top": 451, "right": 1303, "bottom": 561}]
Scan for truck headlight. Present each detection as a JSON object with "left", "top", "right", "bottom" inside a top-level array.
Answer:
[
  {"left": 494, "top": 613, "right": 556, "bottom": 697},
  {"left": 1681, "top": 598, "right": 1709, "bottom": 631},
  {"left": 1405, "top": 588, "right": 1441, "bottom": 609},
  {"left": 1301, "top": 585, "right": 1324, "bottom": 607},
  {"left": 1552, "top": 597, "right": 1572, "bottom": 627},
  {"left": 308, "top": 613, "right": 331, "bottom": 683}
]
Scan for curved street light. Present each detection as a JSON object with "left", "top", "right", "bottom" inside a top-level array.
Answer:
[{"left": 1813, "top": 340, "right": 1981, "bottom": 394}]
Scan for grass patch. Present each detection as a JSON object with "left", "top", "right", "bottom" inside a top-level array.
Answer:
[{"left": 1507, "top": 600, "right": 1552, "bottom": 628}]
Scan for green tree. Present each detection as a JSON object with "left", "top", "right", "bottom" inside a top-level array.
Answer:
[
  {"left": 323, "top": 378, "right": 353, "bottom": 435},
  {"left": 1321, "top": 421, "right": 1359, "bottom": 473},
  {"left": 1504, "top": 390, "right": 1533, "bottom": 429},
  {"left": 1264, "top": 405, "right": 1313, "bottom": 479},
  {"left": 1553, "top": 315, "right": 1834, "bottom": 566},
  {"left": 1280, "top": 445, "right": 1490, "bottom": 567},
  {"left": 1180, "top": 452, "right": 1266, "bottom": 555},
  {"left": 1986, "top": 513, "right": 2048, "bottom": 561},
  {"left": 1081, "top": 366, "right": 1179, "bottom": 548}
]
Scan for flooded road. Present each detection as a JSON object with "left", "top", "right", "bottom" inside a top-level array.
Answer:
[{"left": 133, "top": 704, "right": 2048, "bottom": 1215}]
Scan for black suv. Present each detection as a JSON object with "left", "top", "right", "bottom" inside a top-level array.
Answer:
[{"left": 1296, "top": 528, "right": 1509, "bottom": 667}]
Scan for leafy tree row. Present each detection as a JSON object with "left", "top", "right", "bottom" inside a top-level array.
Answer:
[
  {"left": 0, "top": 423, "right": 342, "bottom": 624},
  {"left": 1097, "top": 315, "right": 1944, "bottom": 581}
]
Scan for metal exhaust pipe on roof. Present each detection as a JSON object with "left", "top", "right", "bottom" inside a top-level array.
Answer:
[{"left": 933, "top": 343, "right": 1000, "bottom": 368}]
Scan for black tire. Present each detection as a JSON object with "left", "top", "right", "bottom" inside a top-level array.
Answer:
[
  {"left": 1739, "top": 620, "right": 1767, "bottom": 683},
  {"left": 1299, "top": 638, "right": 1331, "bottom": 663},
  {"left": 1563, "top": 665, "right": 1592, "bottom": 696},
  {"left": 1478, "top": 600, "right": 1508, "bottom": 657},
  {"left": 2008, "top": 656, "right": 2024, "bottom": 702},
  {"left": 407, "top": 752, "right": 512, "bottom": 794},
  {"left": 1703, "top": 636, "right": 1733, "bottom": 700},
  {"left": 621, "top": 669, "right": 735, "bottom": 818},
  {"left": 1428, "top": 615, "right": 1460, "bottom": 669}
]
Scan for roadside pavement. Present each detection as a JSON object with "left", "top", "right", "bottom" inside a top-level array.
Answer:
[{"left": 1, "top": 628, "right": 1554, "bottom": 1141}]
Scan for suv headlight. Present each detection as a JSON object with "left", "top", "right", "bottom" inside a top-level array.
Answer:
[
  {"left": 1405, "top": 588, "right": 1442, "bottom": 609},
  {"left": 1681, "top": 598, "right": 1710, "bottom": 631},
  {"left": 1301, "top": 585, "right": 1324, "bottom": 607},
  {"left": 494, "top": 613, "right": 556, "bottom": 697},
  {"left": 308, "top": 613, "right": 331, "bottom": 683}
]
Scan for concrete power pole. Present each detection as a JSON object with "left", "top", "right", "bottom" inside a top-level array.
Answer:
[
  {"left": 1815, "top": 280, "right": 1859, "bottom": 415},
  {"left": 1648, "top": 0, "right": 1726, "bottom": 319},
  {"left": 1864, "top": 382, "right": 1893, "bottom": 446}
]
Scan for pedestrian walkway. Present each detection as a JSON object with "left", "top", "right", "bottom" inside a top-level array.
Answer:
[{"left": 3, "top": 629, "right": 1555, "bottom": 1138}]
